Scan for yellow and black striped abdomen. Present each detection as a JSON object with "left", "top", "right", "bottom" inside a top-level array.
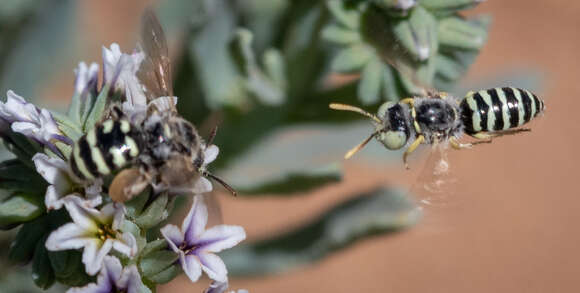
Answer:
[
  {"left": 70, "top": 119, "right": 141, "bottom": 181},
  {"left": 460, "top": 87, "right": 545, "bottom": 135}
]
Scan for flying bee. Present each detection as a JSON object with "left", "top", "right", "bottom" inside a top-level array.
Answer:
[
  {"left": 330, "top": 87, "right": 546, "bottom": 168},
  {"left": 69, "top": 9, "right": 236, "bottom": 202}
]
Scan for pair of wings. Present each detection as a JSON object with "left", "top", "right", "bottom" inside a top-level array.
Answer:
[{"left": 138, "top": 9, "right": 175, "bottom": 110}]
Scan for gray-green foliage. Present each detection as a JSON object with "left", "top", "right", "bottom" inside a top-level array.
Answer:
[{"left": 0, "top": 0, "right": 490, "bottom": 288}]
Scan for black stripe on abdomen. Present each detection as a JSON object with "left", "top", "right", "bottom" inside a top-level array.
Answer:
[
  {"left": 502, "top": 87, "right": 520, "bottom": 128},
  {"left": 487, "top": 88, "right": 504, "bottom": 131},
  {"left": 472, "top": 92, "right": 490, "bottom": 132},
  {"left": 77, "top": 138, "right": 100, "bottom": 178},
  {"left": 519, "top": 89, "right": 533, "bottom": 123}
]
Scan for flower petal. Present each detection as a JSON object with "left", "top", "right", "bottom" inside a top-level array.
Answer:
[
  {"left": 102, "top": 255, "right": 123, "bottom": 286},
  {"left": 204, "top": 281, "right": 229, "bottom": 293},
  {"left": 122, "top": 265, "right": 143, "bottom": 293},
  {"left": 83, "top": 238, "right": 113, "bottom": 276},
  {"left": 204, "top": 145, "right": 219, "bottom": 165},
  {"left": 63, "top": 197, "right": 100, "bottom": 231},
  {"left": 66, "top": 282, "right": 103, "bottom": 293},
  {"left": 198, "top": 252, "right": 228, "bottom": 283},
  {"left": 183, "top": 195, "right": 208, "bottom": 244},
  {"left": 112, "top": 232, "right": 138, "bottom": 257},
  {"left": 32, "top": 153, "right": 69, "bottom": 185},
  {"left": 192, "top": 177, "right": 213, "bottom": 193},
  {"left": 160, "top": 224, "right": 184, "bottom": 252},
  {"left": 197, "top": 225, "right": 246, "bottom": 253},
  {"left": 45, "top": 223, "right": 93, "bottom": 251},
  {"left": 182, "top": 254, "right": 203, "bottom": 283}
]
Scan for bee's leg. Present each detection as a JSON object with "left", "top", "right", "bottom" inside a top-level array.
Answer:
[
  {"left": 471, "top": 128, "right": 531, "bottom": 145},
  {"left": 403, "top": 135, "right": 425, "bottom": 169},
  {"left": 449, "top": 137, "right": 472, "bottom": 150}
]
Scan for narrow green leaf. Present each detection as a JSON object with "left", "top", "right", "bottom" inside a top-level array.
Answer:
[
  {"left": 125, "top": 188, "right": 151, "bottom": 219},
  {"left": 83, "top": 84, "right": 110, "bottom": 132},
  {"left": 135, "top": 194, "right": 169, "bottom": 229},
  {"left": 438, "top": 16, "right": 489, "bottom": 50},
  {"left": 392, "top": 5, "right": 438, "bottom": 61},
  {"left": 49, "top": 249, "right": 93, "bottom": 287},
  {"left": 331, "top": 44, "right": 373, "bottom": 73},
  {"left": 51, "top": 111, "right": 83, "bottom": 141},
  {"left": 420, "top": 0, "right": 482, "bottom": 14},
  {"left": 262, "top": 49, "right": 287, "bottom": 89},
  {"left": 382, "top": 64, "right": 401, "bottom": 101},
  {"left": 358, "top": 58, "right": 383, "bottom": 105},
  {"left": 141, "top": 239, "right": 168, "bottom": 257},
  {"left": 222, "top": 188, "right": 420, "bottom": 276},
  {"left": 0, "top": 193, "right": 44, "bottom": 229},
  {"left": 139, "top": 250, "right": 179, "bottom": 278},
  {"left": 321, "top": 24, "right": 361, "bottom": 44},
  {"left": 326, "top": 0, "right": 360, "bottom": 30},
  {"left": 145, "top": 264, "right": 180, "bottom": 285},
  {"left": 120, "top": 219, "right": 146, "bottom": 252},
  {"left": 32, "top": 235, "right": 55, "bottom": 289},
  {"left": 67, "top": 92, "right": 82, "bottom": 125}
]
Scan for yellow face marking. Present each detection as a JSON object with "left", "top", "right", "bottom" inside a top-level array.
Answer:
[
  {"left": 102, "top": 120, "right": 114, "bottom": 134},
  {"left": 495, "top": 88, "right": 511, "bottom": 130},
  {"left": 73, "top": 143, "right": 94, "bottom": 180}
]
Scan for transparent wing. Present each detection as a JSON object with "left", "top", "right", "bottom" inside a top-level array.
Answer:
[
  {"left": 138, "top": 9, "right": 175, "bottom": 108},
  {"left": 196, "top": 193, "right": 224, "bottom": 226}
]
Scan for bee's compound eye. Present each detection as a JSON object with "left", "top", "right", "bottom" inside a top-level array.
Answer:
[
  {"left": 377, "top": 101, "right": 397, "bottom": 119},
  {"left": 379, "top": 130, "right": 407, "bottom": 150}
]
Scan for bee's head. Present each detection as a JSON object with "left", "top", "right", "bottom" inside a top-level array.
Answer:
[{"left": 375, "top": 101, "right": 410, "bottom": 150}]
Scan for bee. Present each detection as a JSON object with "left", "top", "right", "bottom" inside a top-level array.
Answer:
[
  {"left": 330, "top": 87, "right": 546, "bottom": 168},
  {"left": 69, "top": 10, "right": 236, "bottom": 202}
]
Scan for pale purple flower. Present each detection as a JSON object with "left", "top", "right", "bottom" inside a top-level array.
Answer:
[
  {"left": 192, "top": 144, "right": 219, "bottom": 194},
  {"left": 161, "top": 195, "right": 246, "bottom": 283},
  {"left": 0, "top": 91, "right": 71, "bottom": 152},
  {"left": 74, "top": 62, "right": 99, "bottom": 96},
  {"left": 32, "top": 153, "right": 101, "bottom": 210},
  {"left": 205, "top": 281, "right": 249, "bottom": 293},
  {"left": 45, "top": 196, "right": 138, "bottom": 276},
  {"left": 102, "top": 43, "right": 147, "bottom": 109},
  {"left": 67, "top": 256, "right": 147, "bottom": 293}
]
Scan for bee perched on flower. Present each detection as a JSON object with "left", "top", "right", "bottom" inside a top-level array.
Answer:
[{"left": 0, "top": 8, "right": 245, "bottom": 292}]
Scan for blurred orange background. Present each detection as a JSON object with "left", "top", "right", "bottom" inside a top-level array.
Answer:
[{"left": 39, "top": 0, "right": 580, "bottom": 292}]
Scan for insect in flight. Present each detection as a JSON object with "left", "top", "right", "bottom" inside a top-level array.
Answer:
[
  {"left": 69, "top": 9, "right": 237, "bottom": 202},
  {"left": 330, "top": 86, "right": 546, "bottom": 169}
]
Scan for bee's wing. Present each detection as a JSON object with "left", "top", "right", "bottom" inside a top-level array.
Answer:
[
  {"left": 198, "top": 193, "right": 225, "bottom": 227},
  {"left": 138, "top": 9, "right": 175, "bottom": 109}
]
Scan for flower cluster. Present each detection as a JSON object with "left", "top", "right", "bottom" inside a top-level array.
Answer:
[{"left": 0, "top": 41, "right": 246, "bottom": 292}]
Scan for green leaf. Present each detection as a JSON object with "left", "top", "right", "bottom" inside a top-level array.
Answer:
[
  {"left": 120, "top": 219, "right": 146, "bottom": 252},
  {"left": 358, "top": 57, "right": 383, "bottom": 105},
  {"left": 0, "top": 193, "right": 43, "bottom": 229},
  {"left": 392, "top": 5, "right": 438, "bottom": 61},
  {"left": 262, "top": 49, "right": 287, "bottom": 89},
  {"left": 326, "top": 0, "right": 360, "bottom": 30},
  {"left": 321, "top": 24, "right": 361, "bottom": 44},
  {"left": 135, "top": 194, "right": 169, "bottom": 230},
  {"left": 141, "top": 239, "right": 168, "bottom": 257},
  {"left": 1, "top": 132, "right": 42, "bottom": 166},
  {"left": 331, "top": 44, "right": 374, "bottom": 72},
  {"left": 125, "top": 188, "right": 151, "bottom": 219},
  {"left": 9, "top": 215, "right": 49, "bottom": 263},
  {"left": 420, "top": 0, "right": 482, "bottom": 14},
  {"left": 438, "top": 16, "right": 489, "bottom": 50},
  {"left": 382, "top": 64, "right": 402, "bottom": 101},
  {"left": 83, "top": 84, "right": 110, "bottom": 132},
  {"left": 222, "top": 188, "right": 420, "bottom": 276},
  {"left": 145, "top": 264, "right": 180, "bottom": 285},
  {"left": 51, "top": 110, "right": 83, "bottom": 141},
  {"left": 49, "top": 250, "right": 93, "bottom": 287},
  {"left": 32, "top": 235, "right": 55, "bottom": 289},
  {"left": 139, "top": 250, "right": 179, "bottom": 278}
]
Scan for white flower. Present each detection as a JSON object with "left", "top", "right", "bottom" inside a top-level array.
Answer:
[
  {"left": 45, "top": 196, "right": 137, "bottom": 276},
  {"left": 102, "top": 43, "right": 147, "bottom": 109},
  {"left": 161, "top": 195, "right": 246, "bottom": 283},
  {"left": 0, "top": 91, "right": 70, "bottom": 152},
  {"left": 74, "top": 62, "right": 99, "bottom": 96},
  {"left": 32, "top": 153, "right": 101, "bottom": 210},
  {"left": 67, "top": 256, "right": 147, "bottom": 293}
]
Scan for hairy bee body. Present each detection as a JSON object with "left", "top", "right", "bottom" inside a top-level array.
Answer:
[{"left": 70, "top": 118, "right": 142, "bottom": 181}]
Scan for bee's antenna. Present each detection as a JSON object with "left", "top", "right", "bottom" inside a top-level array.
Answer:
[
  {"left": 345, "top": 131, "right": 379, "bottom": 159},
  {"left": 202, "top": 170, "right": 238, "bottom": 197},
  {"left": 207, "top": 125, "right": 218, "bottom": 146},
  {"left": 329, "top": 103, "right": 382, "bottom": 124}
]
